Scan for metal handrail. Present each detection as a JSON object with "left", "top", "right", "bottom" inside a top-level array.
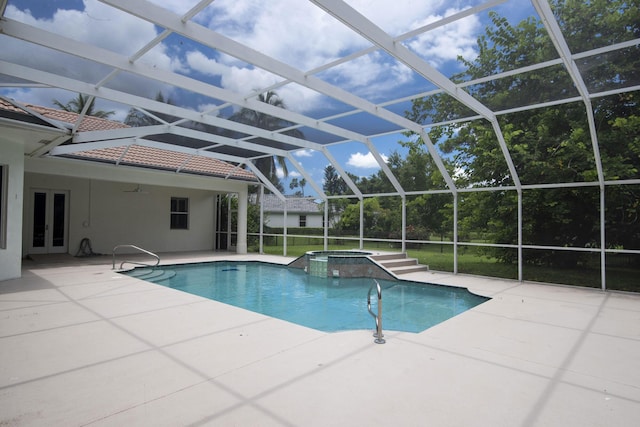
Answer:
[
  {"left": 112, "top": 244, "right": 160, "bottom": 270},
  {"left": 367, "top": 280, "right": 385, "bottom": 344}
]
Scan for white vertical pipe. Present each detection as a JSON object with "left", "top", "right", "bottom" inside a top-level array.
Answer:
[
  {"left": 227, "top": 194, "right": 232, "bottom": 251},
  {"left": 259, "top": 185, "right": 264, "bottom": 254},
  {"left": 401, "top": 196, "right": 406, "bottom": 253},
  {"left": 283, "top": 202, "right": 288, "bottom": 256},
  {"left": 236, "top": 189, "right": 248, "bottom": 254},
  {"left": 453, "top": 193, "right": 458, "bottom": 274},
  {"left": 601, "top": 187, "right": 606, "bottom": 290},
  {"left": 324, "top": 201, "right": 329, "bottom": 250},
  {"left": 359, "top": 198, "right": 364, "bottom": 250},
  {"left": 518, "top": 189, "right": 523, "bottom": 282}
]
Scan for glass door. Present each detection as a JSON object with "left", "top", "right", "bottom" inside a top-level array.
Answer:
[{"left": 30, "top": 189, "right": 69, "bottom": 254}]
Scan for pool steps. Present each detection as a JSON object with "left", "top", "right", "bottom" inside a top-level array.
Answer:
[
  {"left": 370, "top": 253, "right": 429, "bottom": 275},
  {"left": 126, "top": 267, "right": 176, "bottom": 282}
]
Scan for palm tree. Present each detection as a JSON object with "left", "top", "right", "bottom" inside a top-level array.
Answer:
[
  {"left": 52, "top": 93, "right": 114, "bottom": 118},
  {"left": 289, "top": 177, "right": 307, "bottom": 196},
  {"left": 228, "top": 91, "right": 303, "bottom": 189},
  {"left": 124, "top": 92, "right": 175, "bottom": 126}
]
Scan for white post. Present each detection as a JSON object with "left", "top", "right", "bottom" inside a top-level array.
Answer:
[
  {"left": 600, "top": 186, "right": 606, "bottom": 290},
  {"left": 453, "top": 193, "right": 458, "bottom": 275},
  {"left": 401, "top": 196, "right": 406, "bottom": 253},
  {"left": 236, "top": 189, "right": 248, "bottom": 254},
  {"left": 518, "top": 189, "right": 523, "bottom": 282},
  {"left": 259, "top": 185, "right": 264, "bottom": 254}
]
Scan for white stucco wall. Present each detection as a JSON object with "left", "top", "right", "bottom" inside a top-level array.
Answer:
[
  {"left": 266, "top": 212, "right": 323, "bottom": 228},
  {"left": 20, "top": 156, "right": 251, "bottom": 259},
  {"left": 22, "top": 173, "right": 220, "bottom": 256},
  {"left": 0, "top": 140, "right": 24, "bottom": 281}
]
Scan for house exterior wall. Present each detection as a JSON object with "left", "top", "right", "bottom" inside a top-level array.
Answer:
[
  {"left": 22, "top": 173, "right": 219, "bottom": 257},
  {"left": 0, "top": 140, "right": 24, "bottom": 281},
  {"left": 266, "top": 212, "right": 323, "bottom": 228}
]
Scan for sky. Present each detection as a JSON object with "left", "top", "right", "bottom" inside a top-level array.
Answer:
[{"left": 1, "top": 0, "right": 536, "bottom": 196}]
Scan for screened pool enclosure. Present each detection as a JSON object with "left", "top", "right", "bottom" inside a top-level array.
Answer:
[{"left": 1, "top": 0, "right": 638, "bottom": 291}]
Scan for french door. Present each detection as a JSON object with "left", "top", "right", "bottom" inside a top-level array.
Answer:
[{"left": 29, "top": 189, "right": 69, "bottom": 254}]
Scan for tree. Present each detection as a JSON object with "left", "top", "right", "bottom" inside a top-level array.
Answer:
[
  {"left": 406, "top": 0, "right": 640, "bottom": 266},
  {"left": 124, "top": 92, "right": 174, "bottom": 126},
  {"left": 229, "top": 91, "right": 304, "bottom": 189},
  {"left": 52, "top": 93, "right": 114, "bottom": 118},
  {"left": 323, "top": 165, "right": 349, "bottom": 195},
  {"left": 289, "top": 177, "right": 307, "bottom": 196}
]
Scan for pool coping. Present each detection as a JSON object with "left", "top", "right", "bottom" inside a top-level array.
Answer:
[{"left": 2, "top": 251, "right": 640, "bottom": 426}]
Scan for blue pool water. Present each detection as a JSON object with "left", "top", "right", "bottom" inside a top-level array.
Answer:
[{"left": 124, "top": 261, "right": 488, "bottom": 333}]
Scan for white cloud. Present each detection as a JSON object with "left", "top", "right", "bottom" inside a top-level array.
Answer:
[
  {"left": 294, "top": 149, "right": 314, "bottom": 158},
  {"left": 186, "top": 50, "right": 290, "bottom": 99},
  {"left": 196, "top": 103, "right": 222, "bottom": 115},
  {"left": 193, "top": 0, "right": 478, "bottom": 108},
  {"left": 347, "top": 152, "right": 388, "bottom": 169},
  {"left": 8, "top": 1, "right": 182, "bottom": 68},
  {"left": 1, "top": 87, "right": 130, "bottom": 122},
  {"left": 348, "top": 0, "right": 447, "bottom": 36},
  {"left": 407, "top": 8, "right": 481, "bottom": 67},
  {"left": 148, "top": 0, "right": 202, "bottom": 15},
  {"left": 3, "top": 1, "right": 183, "bottom": 102},
  {"left": 325, "top": 52, "right": 415, "bottom": 100},
  {"left": 203, "top": 0, "right": 363, "bottom": 70},
  {"left": 185, "top": 51, "right": 229, "bottom": 78},
  {"left": 453, "top": 166, "right": 469, "bottom": 179},
  {"left": 3, "top": 0, "right": 481, "bottom": 118}
]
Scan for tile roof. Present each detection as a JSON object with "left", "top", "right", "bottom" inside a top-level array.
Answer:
[
  {"left": 250, "top": 194, "right": 321, "bottom": 213},
  {"left": 0, "top": 98, "right": 129, "bottom": 132},
  {"left": 70, "top": 145, "right": 256, "bottom": 180},
  {"left": 0, "top": 99, "right": 257, "bottom": 182}
]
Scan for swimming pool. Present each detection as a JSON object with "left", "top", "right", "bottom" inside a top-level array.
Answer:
[{"left": 123, "top": 261, "right": 488, "bottom": 333}]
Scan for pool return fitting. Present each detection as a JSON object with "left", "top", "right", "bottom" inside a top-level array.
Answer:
[{"left": 367, "top": 280, "right": 385, "bottom": 344}]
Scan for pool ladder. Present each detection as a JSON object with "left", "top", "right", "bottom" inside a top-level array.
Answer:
[
  {"left": 367, "top": 280, "right": 385, "bottom": 344},
  {"left": 112, "top": 244, "right": 160, "bottom": 270}
]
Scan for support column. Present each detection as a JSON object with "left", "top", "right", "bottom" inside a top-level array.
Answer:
[
  {"left": 401, "top": 196, "right": 406, "bottom": 253},
  {"left": 259, "top": 185, "right": 264, "bottom": 254},
  {"left": 324, "top": 201, "right": 329, "bottom": 250},
  {"left": 518, "top": 189, "right": 523, "bottom": 282},
  {"left": 453, "top": 193, "right": 458, "bottom": 275},
  {"left": 236, "top": 188, "right": 248, "bottom": 254},
  {"left": 600, "top": 186, "right": 606, "bottom": 290}
]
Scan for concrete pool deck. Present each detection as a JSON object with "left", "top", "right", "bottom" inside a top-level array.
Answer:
[{"left": 1, "top": 252, "right": 639, "bottom": 426}]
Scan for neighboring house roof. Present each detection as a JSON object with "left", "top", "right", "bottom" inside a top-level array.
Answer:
[
  {"left": 251, "top": 194, "right": 322, "bottom": 214},
  {"left": 0, "top": 98, "right": 257, "bottom": 182}
]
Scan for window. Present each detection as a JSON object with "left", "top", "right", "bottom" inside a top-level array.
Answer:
[
  {"left": 170, "top": 197, "right": 189, "bottom": 229},
  {"left": 0, "top": 165, "right": 6, "bottom": 248},
  {"left": 299, "top": 215, "right": 307, "bottom": 227}
]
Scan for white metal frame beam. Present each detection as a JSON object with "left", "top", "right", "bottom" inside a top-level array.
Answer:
[
  {"left": 0, "top": 19, "right": 365, "bottom": 149},
  {"left": 100, "top": 0, "right": 455, "bottom": 192},
  {"left": 310, "top": 0, "right": 521, "bottom": 190},
  {"left": 532, "top": 0, "right": 608, "bottom": 289},
  {"left": 1, "top": 16, "right": 404, "bottom": 195}
]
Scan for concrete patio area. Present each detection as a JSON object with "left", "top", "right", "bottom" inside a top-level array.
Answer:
[{"left": 1, "top": 252, "right": 639, "bottom": 426}]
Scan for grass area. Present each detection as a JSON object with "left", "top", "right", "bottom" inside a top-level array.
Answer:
[{"left": 251, "top": 237, "right": 639, "bottom": 292}]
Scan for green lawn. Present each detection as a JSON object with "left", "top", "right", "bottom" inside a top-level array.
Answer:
[{"left": 251, "top": 237, "right": 639, "bottom": 292}]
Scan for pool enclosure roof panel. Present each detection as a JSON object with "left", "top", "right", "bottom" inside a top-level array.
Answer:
[{"left": 1, "top": 0, "right": 638, "bottom": 199}]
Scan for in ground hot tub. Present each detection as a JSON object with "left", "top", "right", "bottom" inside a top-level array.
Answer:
[{"left": 292, "top": 250, "right": 396, "bottom": 281}]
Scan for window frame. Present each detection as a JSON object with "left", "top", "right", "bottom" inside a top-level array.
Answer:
[
  {"left": 299, "top": 214, "right": 307, "bottom": 228},
  {"left": 170, "top": 196, "right": 189, "bottom": 230}
]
